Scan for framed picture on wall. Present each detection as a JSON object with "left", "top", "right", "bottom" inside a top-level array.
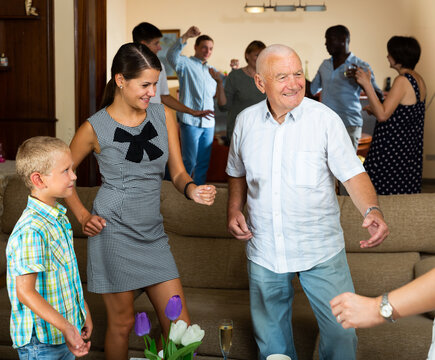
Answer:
[{"left": 158, "top": 29, "right": 180, "bottom": 80}]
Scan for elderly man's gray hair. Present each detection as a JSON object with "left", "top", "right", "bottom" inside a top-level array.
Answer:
[{"left": 256, "top": 44, "right": 297, "bottom": 75}]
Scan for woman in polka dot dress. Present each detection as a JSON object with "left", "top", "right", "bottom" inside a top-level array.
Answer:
[{"left": 355, "top": 36, "right": 426, "bottom": 195}]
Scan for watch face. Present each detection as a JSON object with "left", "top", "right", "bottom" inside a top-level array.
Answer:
[{"left": 380, "top": 303, "right": 393, "bottom": 318}]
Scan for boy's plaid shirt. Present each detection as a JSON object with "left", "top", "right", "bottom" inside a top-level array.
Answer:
[{"left": 6, "top": 196, "right": 86, "bottom": 348}]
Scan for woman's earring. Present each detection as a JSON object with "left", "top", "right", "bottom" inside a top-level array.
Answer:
[{"left": 119, "top": 85, "right": 123, "bottom": 89}]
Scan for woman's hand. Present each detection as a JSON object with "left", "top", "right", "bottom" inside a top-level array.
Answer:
[
  {"left": 209, "top": 68, "right": 223, "bottom": 84},
  {"left": 81, "top": 213, "right": 106, "bottom": 237},
  {"left": 362, "top": 104, "right": 374, "bottom": 116},
  {"left": 189, "top": 184, "right": 216, "bottom": 206},
  {"left": 230, "top": 59, "right": 239, "bottom": 70},
  {"left": 355, "top": 67, "right": 372, "bottom": 88},
  {"left": 330, "top": 292, "right": 384, "bottom": 329}
]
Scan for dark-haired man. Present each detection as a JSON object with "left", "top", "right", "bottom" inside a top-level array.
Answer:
[
  {"left": 308, "top": 25, "right": 383, "bottom": 150},
  {"left": 132, "top": 22, "right": 213, "bottom": 119},
  {"left": 167, "top": 26, "right": 217, "bottom": 185}
]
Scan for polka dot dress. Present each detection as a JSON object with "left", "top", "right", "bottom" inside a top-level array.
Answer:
[{"left": 364, "top": 73, "right": 425, "bottom": 195}]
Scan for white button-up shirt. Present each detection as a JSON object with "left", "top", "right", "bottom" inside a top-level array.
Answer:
[
  {"left": 150, "top": 61, "right": 170, "bottom": 104},
  {"left": 226, "top": 98, "right": 365, "bottom": 273}
]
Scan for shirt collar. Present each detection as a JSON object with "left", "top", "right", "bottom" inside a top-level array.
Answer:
[
  {"left": 344, "top": 52, "right": 356, "bottom": 65},
  {"left": 27, "top": 195, "right": 67, "bottom": 225},
  {"left": 329, "top": 52, "right": 355, "bottom": 67},
  {"left": 262, "top": 99, "right": 300, "bottom": 124},
  {"left": 190, "top": 56, "right": 207, "bottom": 65}
]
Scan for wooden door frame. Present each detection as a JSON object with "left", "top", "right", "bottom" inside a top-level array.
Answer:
[{"left": 74, "top": 0, "right": 106, "bottom": 186}]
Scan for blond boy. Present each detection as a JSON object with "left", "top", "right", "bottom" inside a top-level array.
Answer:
[{"left": 6, "top": 136, "right": 92, "bottom": 359}]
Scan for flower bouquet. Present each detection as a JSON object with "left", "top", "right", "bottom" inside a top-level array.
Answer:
[{"left": 135, "top": 295, "right": 205, "bottom": 360}]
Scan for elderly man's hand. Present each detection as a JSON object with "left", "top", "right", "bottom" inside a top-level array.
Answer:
[
  {"left": 228, "top": 210, "right": 252, "bottom": 241},
  {"left": 360, "top": 209, "right": 389, "bottom": 248}
]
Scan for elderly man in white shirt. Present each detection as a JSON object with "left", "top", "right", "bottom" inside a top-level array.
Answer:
[{"left": 226, "top": 44, "right": 389, "bottom": 360}]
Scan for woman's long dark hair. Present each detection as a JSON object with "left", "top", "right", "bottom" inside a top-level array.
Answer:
[{"left": 100, "top": 42, "right": 162, "bottom": 109}]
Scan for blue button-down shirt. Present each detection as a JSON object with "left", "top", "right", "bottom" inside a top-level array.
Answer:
[
  {"left": 311, "top": 53, "right": 382, "bottom": 127},
  {"left": 166, "top": 38, "right": 216, "bottom": 128}
]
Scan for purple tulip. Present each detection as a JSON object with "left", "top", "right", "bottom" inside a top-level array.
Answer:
[
  {"left": 165, "top": 295, "right": 182, "bottom": 321},
  {"left": 135, "top": 312, "right": 151, "bottom": 336}
]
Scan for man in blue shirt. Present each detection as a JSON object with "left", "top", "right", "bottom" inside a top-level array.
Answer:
[
  {"left": 167, "top": 26, "right": 217, "bottom": 185},
  {"left": 308, "top": 25, "right": 383, "bottom": 150}
]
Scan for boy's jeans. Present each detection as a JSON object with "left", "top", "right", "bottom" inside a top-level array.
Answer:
[{"left": 16, "top": 330, "right": 74, "bottom": 360}]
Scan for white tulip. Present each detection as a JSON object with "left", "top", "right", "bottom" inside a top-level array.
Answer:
[
  {"left": 181, "top": 324, "right": 205, "bottom": 346},
  {"left": 169, "top": 319, "right": 188, "bottom": 345}
]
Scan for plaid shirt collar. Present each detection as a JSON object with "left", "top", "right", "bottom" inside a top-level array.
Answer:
[{"left": 27, "top": 196, "right": 67, "bottom": 225}]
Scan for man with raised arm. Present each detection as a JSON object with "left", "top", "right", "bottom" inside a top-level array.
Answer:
[
  {"left": 132, "top": 22, "right": 213, "bottom": 119},
  {"left": 167, "top": 26, "right": 217, "bottom": 185}
]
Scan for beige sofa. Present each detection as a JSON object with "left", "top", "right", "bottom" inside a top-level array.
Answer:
[{"left": 0, "top": 176, "right": 434, "bottom": 359}]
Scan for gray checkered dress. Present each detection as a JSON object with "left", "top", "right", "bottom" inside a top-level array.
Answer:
[{"left": 87, "top": 104, "right": 179, "bottom": 293}]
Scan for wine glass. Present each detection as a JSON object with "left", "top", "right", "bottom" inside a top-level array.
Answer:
[{"left": 219, "top": 319, "right": 233, "bottom": 360}]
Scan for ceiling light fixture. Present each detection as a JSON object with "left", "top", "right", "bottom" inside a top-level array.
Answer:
[{"left": 245, "top": 0, "right": 326, "bottom": 13}]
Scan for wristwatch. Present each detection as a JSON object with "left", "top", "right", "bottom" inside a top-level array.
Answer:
[{"left": 380, "top": 293, "right": 395, "bottom": 323}]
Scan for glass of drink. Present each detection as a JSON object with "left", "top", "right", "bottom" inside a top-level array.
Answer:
[
  {"left": 219, "top": 319, "right": 233, "bottom": 360},
  {"left": 344, "top": 64, "right": 357, "bottom": 78}
]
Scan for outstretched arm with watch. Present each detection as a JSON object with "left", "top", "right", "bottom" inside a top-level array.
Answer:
[{"left": 330, "top": 267, "right": 435, "bottom": 329}]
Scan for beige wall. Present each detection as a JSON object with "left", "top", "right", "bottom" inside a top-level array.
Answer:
[
  {"left": 126, "top": 0, "right": 410, "bottom": 85},
  {"left": 54, "top": 0, "right": 75, "bottom": 144},
  {"left": 54, "top": 0, "right": 128, "bottom": 145},
  {"left": 407, "top": 0, "right": 435, "bottom": 178},
  {"left": 55, "top": 0, "right": 435, "bottom": 176},
  {"left": 107, "top": 0, "right": 128, "bottom": 81}
]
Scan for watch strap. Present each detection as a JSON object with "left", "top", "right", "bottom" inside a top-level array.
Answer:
[
  {"left": 381, "top": 293, "right": 396, "bottom": 323},
  {"left": 364, "top": 206, "right": 383, "bottom": 218}
]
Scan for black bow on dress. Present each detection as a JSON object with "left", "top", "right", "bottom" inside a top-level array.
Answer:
[{"left": 113, "top": 122, "right": 163, "bottom": 163}]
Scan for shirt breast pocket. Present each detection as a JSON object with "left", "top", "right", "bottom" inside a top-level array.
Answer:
[
  {"left": 288, "top": 151, "right": 324, "bottom": 187},
  {"left": 49, "top": 239, "right": 69, "bottom": 270}
]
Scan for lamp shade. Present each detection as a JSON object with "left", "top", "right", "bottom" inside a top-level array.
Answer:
[
  {"left": 304, "top": 4, "right": 326, "bottom": 11},
  {"left": 245, "top": 5, "right": 265, "bottom": 13},
  {"left": 275, "top": 5, "right": 296, "bottom": 11}
]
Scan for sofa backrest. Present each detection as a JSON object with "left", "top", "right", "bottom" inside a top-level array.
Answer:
[
  {"left": 160, "top": 181, "right": 249, "bottom": 290},
  {"left": 1, "top": 176, "right": 99, "bottom": 237},
  {"left": 338, "top": 194, "right": 435, "bottom": 253},
  {"left": 3, "top": 177, "right": 435, "bottom": 295},
  {"left": 1, "top": 177, "right": 99, "bottom": 284}
]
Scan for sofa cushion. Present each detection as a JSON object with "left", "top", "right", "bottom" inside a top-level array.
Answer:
[
  {"left": 0, "top": 232, "right": 9, "bottom": 277},
  {"left": 312, "top": 315, "right": 432, "bottom": 360},
  {"left": 0, "top": 288, "right": 12, "bottom": 346},
  {"left": 347, "top": 252, "right": 420, "bottom": 296},
  {"left": 168, "top": 233, "right": 249, "bottom": 289},
  {"left": 132, "top": 286, "right": 318, "bottom": 360},
  {"left": 60, "top": 186, "right": 100, "bottom": 237},
  {"left": 355, "top": 316, "right": 432, "bottom": 359},
  {"left": 73, "top": 236, "right": 88, "bottom": 284},
  {"left": 340, "top": 194, "right": 435, "bottom": 253},
  {"left": 132, "top": 288, "right": 256, "bottom": 359},
  {"left": 161, "top": 181, "right": 231, "bottom": 238},
  {"left": 415, "top": 256, "right": 435, "bottom": 319},
  {"left": 1, "top": 177, "right": 29, "bottom": 234}
]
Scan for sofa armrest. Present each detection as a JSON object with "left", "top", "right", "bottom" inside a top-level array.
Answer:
[{"left": 415, "top": 256, "right": 435, "bottom": 319}]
